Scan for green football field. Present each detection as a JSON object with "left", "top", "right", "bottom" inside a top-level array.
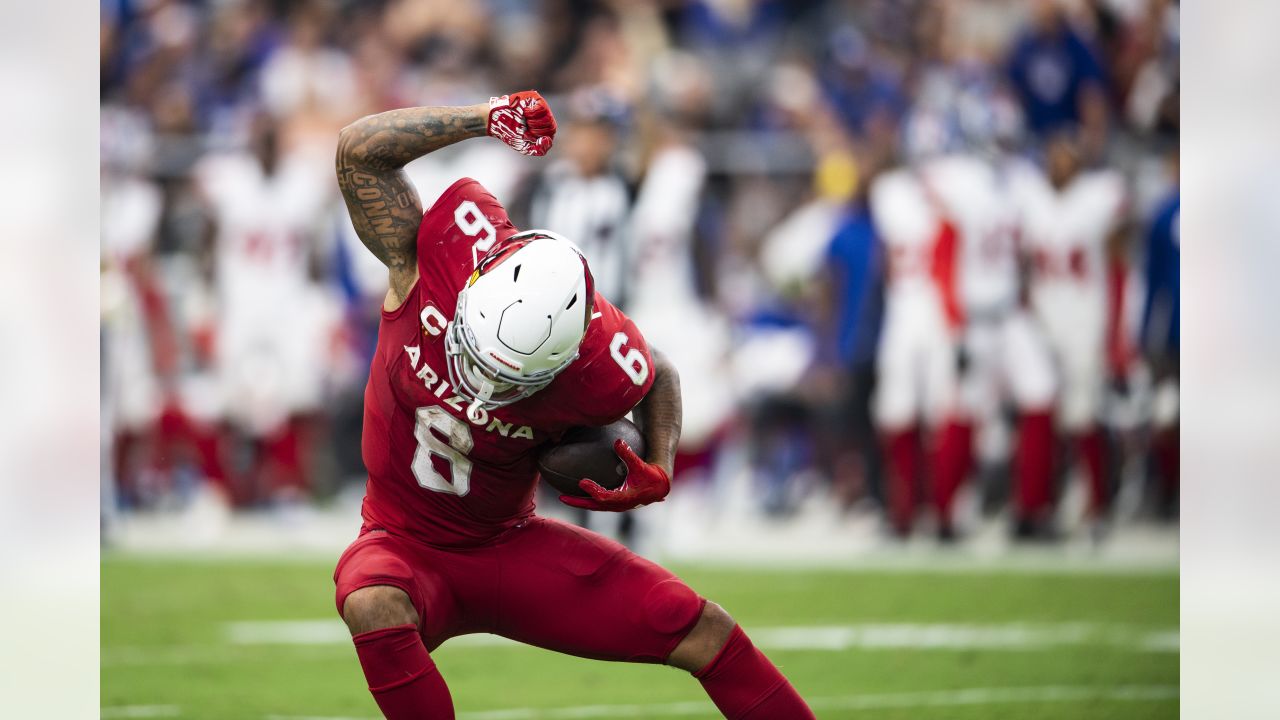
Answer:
[{"left": 102, "top": 554, "right": 1178, "bottom": 719}]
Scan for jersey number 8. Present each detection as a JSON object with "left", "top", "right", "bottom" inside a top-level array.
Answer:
[{"left": 412, "top": 406, "right": 473, "bottom": 496}]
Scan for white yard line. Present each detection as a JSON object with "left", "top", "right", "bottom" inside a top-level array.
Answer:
[
  {"left": 224, "top": 619, "right": 1179, "bottom": 653},
  {"left": 264, "top": 716, "right": 371, "bottom": 720},
  {"left": 457, "top": 685, "right": 1180, "bottom": 719},
  {"left": 100, "top": 705, "right": 182, "bottom": 718},
  {"left": 102, "top": 643, "right": 354, "bottom": 667},
  {"left": 806, "top": 685, "right": 1180, "bottom": 712},
  {"left": 226, "top": 620, "right": 351, "bottom": 646},
  {"left": 104, "top": 620, "right": 1178, "bottom": 668},
  {"left": 262, "top": 684, "right": 1178, "bottom": 720}
]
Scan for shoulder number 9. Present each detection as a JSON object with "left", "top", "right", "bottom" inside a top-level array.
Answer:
[
  {"left": 455, "top": 200, "right": 497, "bottom": 266},
  {"left": 610, "top": 332, "right": 649, "bottom": 386}
]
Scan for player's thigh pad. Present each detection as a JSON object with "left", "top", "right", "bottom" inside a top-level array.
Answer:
[
  {"left": 333, "top": 530, "right": 457, "bottom": 641},
  {"left": 922, "top": 333, "right": 962, "bottom": 424},
  {"left": 494, "top": 518, "right": 705, "bottom": 664},
  {"left": 1001, "top": 312, "right": 1057, "bottom": 410},
  {"left": 1057, "top": 356, "right": 1104, "bottom": 431},
  {"left": 958, "top": 322, "right": 1000, "bottom": 419},
  {"left": 1152, "top": 378, "right": 1179, "bottom": 428},
  {"left": 874, "top": 329, "right": 918, "bottom": 428}
]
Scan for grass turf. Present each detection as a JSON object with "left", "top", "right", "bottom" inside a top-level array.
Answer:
[{"left": 102, "top": 554, "right": 1177, "bottom": 719}]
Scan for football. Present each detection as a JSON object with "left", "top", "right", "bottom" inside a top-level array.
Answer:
[{"left": 537, "top": 419, "right": 646, "bottom": 497}]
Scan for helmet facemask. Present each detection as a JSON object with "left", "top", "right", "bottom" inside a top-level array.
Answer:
[{"left": 444, "top": 294, "right": 568, "bottom": 411}]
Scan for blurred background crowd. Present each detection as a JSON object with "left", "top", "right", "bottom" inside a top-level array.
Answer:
[{"left": 100, "top": 0, "right": 1179, "bottom": 546}]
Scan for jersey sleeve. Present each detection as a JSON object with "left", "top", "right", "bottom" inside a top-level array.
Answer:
[
  {"left": 868, "top": 170, "right": 915, "bottom": 243},
  {"left": 416, "top": 177, "right": 520, "bottom": 294},
  {"left": 191, "top": 154, "right": 240, "bottom": 214},
  {"left": 1090, "top": 171, "right": 1129, "bottom": 232},
  {"left": 560, "top": 293, "right": 656, "bottom": 427}
]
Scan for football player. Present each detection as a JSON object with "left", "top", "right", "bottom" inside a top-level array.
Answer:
[
  {"left": 1140, "top": 149, "right": 1179, "bottom": 516},
  {"left": 332, "top": 92, "right": 814, "bottom": 718},
  {"left": 1009, "top": 129, "right": 1130, "bottom": 529}
]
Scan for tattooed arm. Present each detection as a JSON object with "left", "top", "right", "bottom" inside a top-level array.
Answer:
[
  {"left": 335, "top": 104, "right": 489, "bottom": 307},
  {"left": 335, "top": 92, "right": 558, "bottom": 309}
]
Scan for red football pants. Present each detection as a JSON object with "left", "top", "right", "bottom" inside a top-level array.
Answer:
[
  {"left": 335, "top": 517, "right": 705, "bottom": 662},
  {"left": 336, "top": 518, "right": 817, "bottom": 717}
]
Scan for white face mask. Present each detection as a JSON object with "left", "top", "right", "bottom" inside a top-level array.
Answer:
[
  {"left": 446, "top": 318, "right": 548, "bottom": 410},
  {"left": 461, "top": 354, "right": 516, "bottom": 401}
]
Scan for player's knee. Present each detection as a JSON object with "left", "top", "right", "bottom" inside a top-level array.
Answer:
[
  {"left": 341, "top": 585, "right": 419, "bottom": 636},
  {"left": 696, "top": 601, "right": 737, "bottom": 650},
  {"left": 667, "top": 601, "right": 737, "bottom": 674}
]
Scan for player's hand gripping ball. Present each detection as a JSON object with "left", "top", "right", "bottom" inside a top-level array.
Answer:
[
  {"left": 538, "top": 420, "right": 670, "bottom": 512},
  {"left": 564, "top": 438, "right": 670, "bottom": 512},
  {"left": 487, "top": 90, "right": 557, "bottom": 156}
]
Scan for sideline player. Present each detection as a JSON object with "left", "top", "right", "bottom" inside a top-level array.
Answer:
[
  {"left": 1010, "top": 130, "right": 1129, "bottom": 528},
  {"left": 916, "top": 151, "right": 1058, "bottom": 539},
  {"left": 332, "top": 92, "right": 814, "bottom": 718},
  {"left": 1140, "top": 150, "right": 1178, "bottom": 516},
  {"left": 868, "top": 152, "right": 962, "bottom": 537}
]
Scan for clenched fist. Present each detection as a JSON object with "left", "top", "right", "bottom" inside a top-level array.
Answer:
[{"left": 487, "top": 91, "right": 557, "bottom": 157}]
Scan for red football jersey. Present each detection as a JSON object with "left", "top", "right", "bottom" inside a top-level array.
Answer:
[{"left": 359, "top": 178, "right": 655, "bottom": 547}]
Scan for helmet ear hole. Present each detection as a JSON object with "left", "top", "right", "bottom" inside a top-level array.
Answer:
[
  {"left": 513, "top": 264, "right": 521, "bottom": 282},
  {"left": 566, "top": 294, "right": 577, "bottom": 310}
]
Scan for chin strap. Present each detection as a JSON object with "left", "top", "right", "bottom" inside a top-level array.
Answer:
[{"left": 473, "top": 375, "right": 496, "bottom": 401}]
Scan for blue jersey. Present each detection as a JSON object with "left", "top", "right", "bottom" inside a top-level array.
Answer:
[
  {"left": 1006, "top": 24, "right": 1106, "bottom": 135},
  {"left": 825, "top": 205, "right": 883, "bottom": 367},
  {"left": 1141, "top": 191, "right": 1179, "bottom": 356}
]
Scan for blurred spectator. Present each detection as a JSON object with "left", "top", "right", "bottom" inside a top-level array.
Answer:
[
  {"left": 527, "top": 89, "right": 634, "bottom": 306},
  {"left": 259, "top": 2, "right": 355, "bottom": 120},
  {"left": 1005, "top": 0, "right": 1110, "bottom": 156},
  {"left": 820, "top": 24, "right": 908, "bottom": 143},
  {"left": 1120, "top": 0, "right": 1179, "bottom": 139}
]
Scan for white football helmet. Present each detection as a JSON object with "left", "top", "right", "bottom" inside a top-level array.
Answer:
[{"left": 445, "top": 229, "right": 594, "bottom": 411}]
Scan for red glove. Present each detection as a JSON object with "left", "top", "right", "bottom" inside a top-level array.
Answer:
[
  {"left": 559, "top": 439, "right": 671, "bottom": 512},
  {"left": 487, "top": 90, "right": 557, "bottom": 157}
]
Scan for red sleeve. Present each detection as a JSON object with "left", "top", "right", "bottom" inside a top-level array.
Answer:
[
  {"left": 558, "top": 293, "right": 656, "bottom": 427},
  {"left": 1104, "top": 179, "right": 1131, "bottom": 378},
  {"left": 1106, "top": 258, "right": 1132, "bottom": 378},
  {"left": 126, "top": 258, "right": 179, "bottom": 380},
  {"left": 918, "top": 170, "right": 964, "bottom": 333},
  {"left": 416, "top": 177, "right": 519, "bottom": 291},
  {"left": 929, "top": 219, "right": 965, "bottom": 333}
]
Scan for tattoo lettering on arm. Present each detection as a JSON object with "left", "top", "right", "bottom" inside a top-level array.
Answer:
[
  {"left": 335, "top": 162, "right": 421, "bottom": 299},
  {"left": 335, "top": 104, "right": 488, "bottom": 304}
]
